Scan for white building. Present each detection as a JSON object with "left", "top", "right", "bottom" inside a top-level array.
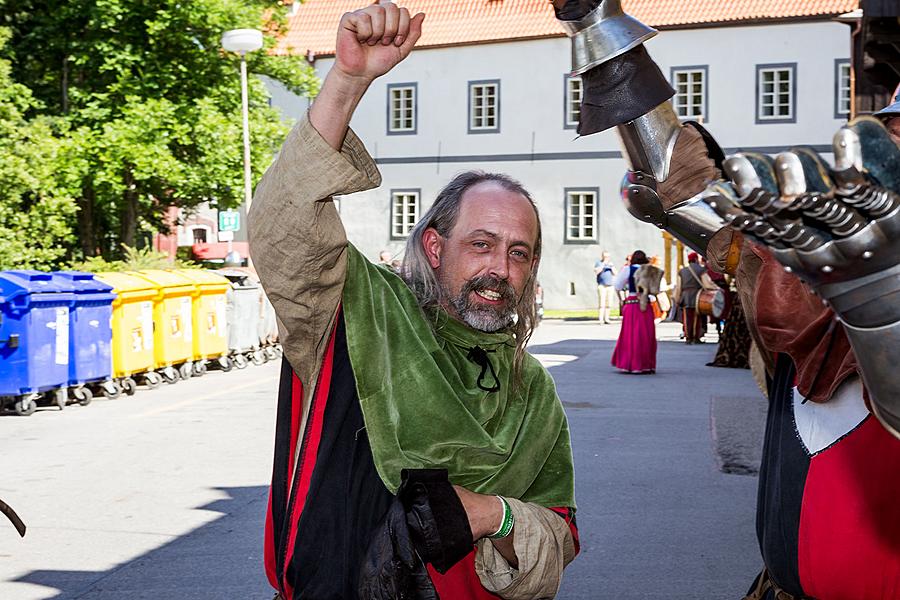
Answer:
[{"left": 268, "top": 0, "right": 857, "bottom": 309}]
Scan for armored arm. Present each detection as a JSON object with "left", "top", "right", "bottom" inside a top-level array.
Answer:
[
  {"left": 557, "top": 0, "right": 731, "bottom": 256},
  {"left": 556, "top": 0, "right": 900, "bottom": 437}
]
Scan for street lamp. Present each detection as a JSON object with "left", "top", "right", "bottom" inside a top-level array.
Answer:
[{"left": 221, "top": 28, "right": 263, "bottom": 266}]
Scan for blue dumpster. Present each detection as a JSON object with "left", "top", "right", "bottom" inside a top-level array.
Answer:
[
  {"left": 51, "top": 272, "right": 116, "bottom": 406},
  {"left": 0, "top": 271, "right": 75, "bottom": 415}
]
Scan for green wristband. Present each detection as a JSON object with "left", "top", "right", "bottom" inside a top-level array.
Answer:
[{"left": 488, "top": 496, "right": 515, "bottom": 539}]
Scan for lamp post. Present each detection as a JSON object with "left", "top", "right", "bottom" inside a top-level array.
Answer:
[{"left": 221, "top": 28, "right": 263, "bottom": 265}]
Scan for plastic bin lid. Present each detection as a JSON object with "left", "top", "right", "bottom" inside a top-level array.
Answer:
[
  {"left": 133, "top": 269, "right": 196, "bottom": 295},
  {"left": 94, "top": 272, "right": 157, "bottom": 294},
  {"left": 175, "top": 269, "right": 231, "bottom": 290},
  {"left": 0, "top": 270, "right": 74, "bottom": 305},
  {"left": 52, "top": 271, "right": 114, "bottom": 294},
  {"left": 215, "top": 268, "right": 259, "bottom": 288}
]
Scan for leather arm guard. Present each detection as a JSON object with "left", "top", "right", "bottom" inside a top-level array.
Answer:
[{"left": 556, "top": 0, "right": 731, "bottom": 257}]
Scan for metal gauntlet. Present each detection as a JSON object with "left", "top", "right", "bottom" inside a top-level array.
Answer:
[{"left": 719, "top": 119, "right": 900, "bottom": 438}]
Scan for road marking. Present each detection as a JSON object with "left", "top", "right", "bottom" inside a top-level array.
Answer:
[
  {"left": 531, "top": 354, "right": 579, "bottom": 368},
  {"left": 132, "top": 377, "right": 274, "bottom": 418}
]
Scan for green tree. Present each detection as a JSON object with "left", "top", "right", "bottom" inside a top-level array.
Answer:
[
  {"left": 0, "top": 27, "right": 80, "bottom": 269},
  {"left": 1, "top": 0, "right": 317, "bottom": 260}
]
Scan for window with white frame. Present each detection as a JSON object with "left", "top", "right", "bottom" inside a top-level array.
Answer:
[
  {"left": 757, "top": 65, "right": 795, "bottom": 122},
  {"left": 671, "top": 67, "right": 707, "bottom": 120},
  {"left": 565, "top": 189, "right": 598, "bottom": 243},
  {"left": 565, "top": 76, "right": 582, "bottom": 128},
  {"left": 388, "top": 83, "right": 416, "bottom": 134},
  {"left": 469, "top": 81, "right": 500, "bottom": 132},
  {"left": 836, "top": 60, "right": 851, "bottom": 117},
  {"left": 390, "top": 190, "right": 419, "bottom": 239}
]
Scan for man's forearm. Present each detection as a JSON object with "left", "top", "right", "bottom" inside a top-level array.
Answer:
[{"left": 309, "top": 70, "right": 371, "bottom": 151}]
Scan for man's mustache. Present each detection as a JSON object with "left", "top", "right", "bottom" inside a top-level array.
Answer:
[{"left": 458, "top": 276, "right": 516, "bottom": 307}]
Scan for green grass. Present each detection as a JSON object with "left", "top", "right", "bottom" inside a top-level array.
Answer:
[{"left": 542, "top": 308, "right": 620, "bottom": 320}]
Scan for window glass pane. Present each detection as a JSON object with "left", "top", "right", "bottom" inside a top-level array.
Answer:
[
  {"left": 673, "top": 69, "right": 705, "bottom": 120},
  {"left": 471, "top": 84, "right": 498, "bottom": 129},
  {"left": 566, "top": 77, "right": 582, "bottom": 125},
  {"left": 392, "top": 192, "right": 419, "bottom": 236}
]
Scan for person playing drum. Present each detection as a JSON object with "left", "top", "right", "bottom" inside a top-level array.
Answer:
[{"left": 674, "top": 252, "right": 715, "bottom": 344}]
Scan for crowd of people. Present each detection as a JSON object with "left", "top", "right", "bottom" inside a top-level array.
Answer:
[{"left": 599, "top": 249, "right": 751, "bottom": 375}]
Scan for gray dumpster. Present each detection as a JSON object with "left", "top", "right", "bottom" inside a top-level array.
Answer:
[{"left": 216, "top": 270, "right": 260, "bottom": 370}]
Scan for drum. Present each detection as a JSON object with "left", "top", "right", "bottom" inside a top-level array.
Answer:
[{"left": 697, "top": 289, "right": 726, "bottom": 319}]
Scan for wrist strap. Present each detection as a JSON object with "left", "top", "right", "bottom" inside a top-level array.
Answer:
[{"left": 488, "top": 496, "right": 515, "bottom": 539}]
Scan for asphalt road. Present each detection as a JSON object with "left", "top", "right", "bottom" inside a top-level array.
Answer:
[{"left": 0, "top": 320, "right": 766, "bottom": 599}]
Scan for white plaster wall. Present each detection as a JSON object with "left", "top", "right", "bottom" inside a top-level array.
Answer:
[
  {"left": 338, "top": 159, "right": 661, "bottom": 310},
  {"left": 266, "top": 19, "right": 850, "bottom": 309}
]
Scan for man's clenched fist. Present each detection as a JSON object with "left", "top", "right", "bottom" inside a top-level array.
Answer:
[{"left": 335, "top": 2, "right": 425, "bottom": 83}]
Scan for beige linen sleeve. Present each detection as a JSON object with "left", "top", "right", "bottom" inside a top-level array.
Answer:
[
  {"left": 474, "top": 499, "right": 577, "bottom": 600},
  {"left": 248, "top": 113, "right": 381, "bottom": 380}
]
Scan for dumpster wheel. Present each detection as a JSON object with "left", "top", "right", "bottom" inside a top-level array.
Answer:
[
  {"left": 234, "top": 354, "right": 249, "bottom": 370},
  {"left": 102, "top": 380, "right": 122, "bottom": 400},
  {"left": 178, "top": 362, "right": 193, "bottom": 381},
  {"left": 251, "top": 349, "right": 267, "bottom": 366},
  {"left": 143, "top": 372, "right": 163, "bottom": 390},
  {"left": 192, "top": 361, "right": 208, "bottom": 377},
  {"left": 217, "top": 356, "right": 233, "bottom": 373},
  {"left": 54, "top": 388, "right": 68, "bottom": 410},
  {"left": 162, "top": 367, "right": 179, "bottom": 385},
  {"left": 13, "top": 395, "right": 37, "bottom": 417},
  {"left": 73, "top": 387, "right": 93, "bottom": 407},
  {"left": 122, "top": 378, "right": 137, "bottom": 396}
]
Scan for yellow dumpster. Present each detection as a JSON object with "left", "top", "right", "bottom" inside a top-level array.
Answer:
[
  {"left": 94, "top": 272, "right": 162, "bottom": 396},
  {"left": 133, "top": 269, "right": 196, "bottom": 383},
  {"left": 174, "top": 270, "right": 230, "bottom": 375}
]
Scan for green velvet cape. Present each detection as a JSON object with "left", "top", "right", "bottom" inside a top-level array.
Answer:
[{"left": 342, "top": 244, "right": 575, "bottom": 509}]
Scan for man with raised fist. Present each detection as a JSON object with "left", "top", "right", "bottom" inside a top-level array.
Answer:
[{"left": 250, "top": 3, "right": 578, "bottom": 599}]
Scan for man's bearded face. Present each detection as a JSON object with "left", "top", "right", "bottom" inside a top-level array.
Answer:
[
  {"left": 445, "top": 274, "right": 518, "bottom": 332},
  {"left": 425, "top": 181, "right": 539, "bottom": 333}
]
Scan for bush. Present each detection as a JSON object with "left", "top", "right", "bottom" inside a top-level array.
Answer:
[{"left": 73, "top": 245, "right": 198, "bottom": 273}]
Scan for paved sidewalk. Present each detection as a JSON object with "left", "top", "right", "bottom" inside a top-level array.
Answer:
[
  {"left": 0, "top": 320, "right": 767, "bottom": 599},
  {"left": 536, "top": 320, "right": 765, "bottom": 599}
]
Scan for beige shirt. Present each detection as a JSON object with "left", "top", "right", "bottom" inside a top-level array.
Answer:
[{"left": 249, "top": 114, "right": 575, "bottom": 599}]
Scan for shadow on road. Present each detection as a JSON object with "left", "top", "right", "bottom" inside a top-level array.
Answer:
[
  {"left": 15, "top": 485, "right": 273, "bottom": 600},
  {"left": 12, "top": 334, "right": 766, "bottom": 600}
]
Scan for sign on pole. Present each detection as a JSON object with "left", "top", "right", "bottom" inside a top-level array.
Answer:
[{"left": 218, "top": 210, "right": 240, "bottom": 232}]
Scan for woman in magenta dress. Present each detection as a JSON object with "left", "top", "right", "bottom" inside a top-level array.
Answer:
[{"left": 611, "top": 250, "right": 657, "bottom": 373}]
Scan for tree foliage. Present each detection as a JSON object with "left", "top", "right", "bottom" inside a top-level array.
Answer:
[
  {"left": 0, "top": 28, "right": 79, "bottom": 269},
  {"left": 0, "top": 0, "right": 317, "bottom": 265}
]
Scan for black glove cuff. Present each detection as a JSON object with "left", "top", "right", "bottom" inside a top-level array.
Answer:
[
  {"left": 399, "top": 469, "right": 473, "bottom": 574},
  {"left": 578, "top": 44, "right": 675, "bottom": 136},
  {"left": 554, "top": 0, "right": 603, "bottom": 21}
]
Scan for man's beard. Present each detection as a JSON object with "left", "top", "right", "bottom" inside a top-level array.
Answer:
[{"left": 447, "top": 275, "right": 518, "bottom": 332}]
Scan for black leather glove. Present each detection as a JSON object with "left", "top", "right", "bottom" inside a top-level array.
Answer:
[
  {"left": 358, "top": 499, "right": 439, "bottom": 600},
  {"left": 399, "top": 469, "right": 473, "bottom": 574},
  {"left": 358, "top": 469, "right": 474, "bottom": 600}
]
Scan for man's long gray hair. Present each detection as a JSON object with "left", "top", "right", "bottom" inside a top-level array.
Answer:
[{"left": 402, "top": 171, "right": 542, "bottom": 387}]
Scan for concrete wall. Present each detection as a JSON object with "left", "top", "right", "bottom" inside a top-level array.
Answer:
[{"left": 266, "top": 20, "right": 850, "bottom": 309}]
